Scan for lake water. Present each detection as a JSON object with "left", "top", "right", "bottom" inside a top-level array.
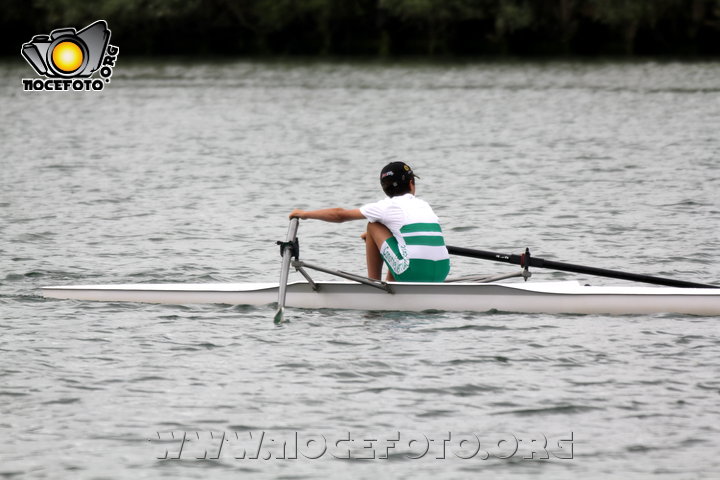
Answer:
[{"left": 1, "top": 59, "right": 719, "bottom": 479}]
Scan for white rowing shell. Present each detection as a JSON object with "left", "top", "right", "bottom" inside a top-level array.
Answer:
[{"left": 41, "top": 281, "right": 720, "bottom": 316}]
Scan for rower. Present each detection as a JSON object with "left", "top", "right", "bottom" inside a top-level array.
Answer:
[{"left": 289, "top": 162, "right": 450, "bottom": 282}]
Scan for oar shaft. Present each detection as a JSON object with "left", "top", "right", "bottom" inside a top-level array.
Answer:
[
  {"left": 274, "top": 218, "right": 300, "bottom": 323},
  {"left": 447, "top": 246, "right": 718, "bottom": 289}
]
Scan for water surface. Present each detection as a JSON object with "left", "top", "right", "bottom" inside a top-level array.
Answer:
[{"left": 1, "top": 59, "right": 719, "bottom": 479}]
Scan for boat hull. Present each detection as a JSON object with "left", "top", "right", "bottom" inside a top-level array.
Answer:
[{"left": 41, "top": 281, "right": 720, "bottom": 315}]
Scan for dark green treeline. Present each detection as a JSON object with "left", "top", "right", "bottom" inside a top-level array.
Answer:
[{"left": 5, "top": 0, "right": 720, "bottom": 56}]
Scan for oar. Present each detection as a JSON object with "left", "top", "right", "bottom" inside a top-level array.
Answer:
[
  {"left": 274, "top": 218, "right": 300, "bottom": 323},
  {"left": 447, "top": 246, "right": 718, "bottom": 289}
]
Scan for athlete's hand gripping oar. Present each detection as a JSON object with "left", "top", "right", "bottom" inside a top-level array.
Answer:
[
  {"left": 447, "top": 246, "right": 718, "bottom": 289},
  {"left": 274, "top": 218, "right": 300, "bottom": 323}
]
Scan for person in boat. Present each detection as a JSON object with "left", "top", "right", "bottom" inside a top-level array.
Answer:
[{"left": 289, "top": 162, "right": 450, "bottom": 282}]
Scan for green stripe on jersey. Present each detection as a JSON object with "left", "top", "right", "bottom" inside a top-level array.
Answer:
[
  {"left": 403, "top": 235, "right": 446, "bottom": 247},
  {"left": 400, "top": 223, "right": 443, "bottom": 234}
]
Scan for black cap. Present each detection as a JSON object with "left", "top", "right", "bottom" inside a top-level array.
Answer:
[{"left": 380, "top": 162, "right": 418, "bottom": 196}]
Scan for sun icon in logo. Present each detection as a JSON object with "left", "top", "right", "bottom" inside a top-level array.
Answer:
[{"left": 51, "top": 41, "right": 84, "bottom": 73}]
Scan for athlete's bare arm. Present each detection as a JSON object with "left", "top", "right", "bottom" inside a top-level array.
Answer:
[{"left": 289, "top": 208, "right": 365, "bottom": 223}]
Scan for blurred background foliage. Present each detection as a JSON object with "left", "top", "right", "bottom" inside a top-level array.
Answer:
[{"left": 5, "top": 0, "right": 720, "bottom": 56}]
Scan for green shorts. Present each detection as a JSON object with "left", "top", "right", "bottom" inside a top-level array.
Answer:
[{"left": 380, "top": 237, "right": 450, "bottom": 282}]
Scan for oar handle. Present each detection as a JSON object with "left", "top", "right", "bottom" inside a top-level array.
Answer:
[{"left": 447, "top": 245, "right": 719, "bottom": 289}]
